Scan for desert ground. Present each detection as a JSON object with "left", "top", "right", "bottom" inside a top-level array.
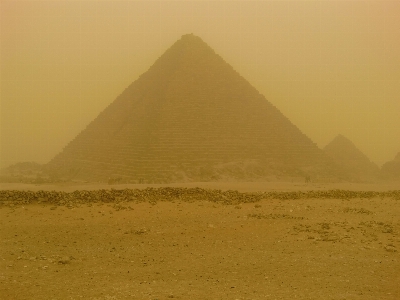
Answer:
[{"left": 1, "top": 181, "right": 399, "bottom": 300}]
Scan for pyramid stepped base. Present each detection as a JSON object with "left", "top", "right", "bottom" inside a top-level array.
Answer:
[
  {"left": 49, "top": 133, "right": 331, "bottom": 182},
  {"left": 48, "top": 155, "right": 323, "bottom": 184}
]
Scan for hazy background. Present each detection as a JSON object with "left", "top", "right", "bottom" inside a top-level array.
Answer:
[{"left": 1, "top": 0, "right": 399, "bottom": 169}]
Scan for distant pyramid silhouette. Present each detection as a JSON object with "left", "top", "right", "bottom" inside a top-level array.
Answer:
[
  {"left": 380, "top": 152, "right": 400, "bottom": 180},
  {"left": 395, "top": 152, "right": 400, "bottom": 162},
  {"left": 48, "top": 34, "right": 336, "bottom": 183},
  {"left": 323, "top": 134, "right": 379, "bottom": 181}
]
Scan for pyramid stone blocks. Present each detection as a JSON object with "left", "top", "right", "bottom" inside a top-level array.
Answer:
[{"left": 48, "top": 34, "right": 337, "bottom": 182}]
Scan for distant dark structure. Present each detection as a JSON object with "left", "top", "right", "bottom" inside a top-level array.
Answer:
[
  {"left": 323, "top": 134, "right": 380, "bottom": 182},
  {"left": 0, "top": 161, "right": 52, "bottom": 184},
  {"left": 47, "top": 34, "right": 339, "bottom": 183},
  {"left": 380, "top": 152, "right": 400, "bottom": 180}
]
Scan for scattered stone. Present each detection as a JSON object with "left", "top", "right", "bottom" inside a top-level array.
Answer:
[
  {"left": 1, "top": 189, "right": 399, "bottom": 213},
  {"left": 249, "top": 213, "right": 304, "bottom": 220},
  {"left": 342, "top": 207, "right": 373, "bottom": 215},
  {"left": 384, "top": 244, "right": 397, "bottom": 252},
  {"left": 58, "top": 257, "right": 71, "bottom": 264}
]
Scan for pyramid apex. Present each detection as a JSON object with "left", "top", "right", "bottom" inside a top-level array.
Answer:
[
  {"left": 335, "top": 134, "right": 348, "bottom": 140},
  {"left": 181, "top": 33, "right": 198, "bottom": 39},
  {"left": 325, "top": 134, "right": 356, "bottom": 150},
  {"left": 333, "top": 134, "right": 357, "bottom": 146},
  {"left": 179, "top": 33, "right": 205, "bottom": 44}
]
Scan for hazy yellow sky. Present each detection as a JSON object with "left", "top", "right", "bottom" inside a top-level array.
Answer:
[{"left": 1, "top": 0, "right": 399, "bottom": 168}]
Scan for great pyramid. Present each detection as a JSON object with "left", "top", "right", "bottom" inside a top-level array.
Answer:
[
  {"left": 380, "top": 152, "right": 400, "bottom": 180},
  {"left": 47, "top": 34, "right": 337, "bottom": 183},
  {"left": 323, "top": 134, "right": 379, "bottom": 182}
]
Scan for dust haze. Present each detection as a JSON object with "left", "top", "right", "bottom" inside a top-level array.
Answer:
[
  {"left": 1, "top": 1, "right": 400, "bottom": 300},
  {"left": 1, "top": 0, "right": 400, "bottom": 169}
]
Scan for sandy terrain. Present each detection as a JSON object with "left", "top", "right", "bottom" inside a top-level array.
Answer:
[{"left": 1, "top": 182, "right": 399, "bottom": 299}]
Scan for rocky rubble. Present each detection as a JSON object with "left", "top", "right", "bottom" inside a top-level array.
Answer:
[{"left": 0, "top": 188, "right": 399, "bottom": 207}]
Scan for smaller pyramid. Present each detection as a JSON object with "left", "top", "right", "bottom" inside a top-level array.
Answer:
[
  {"left": 395, "top": 152, "right": 400, "bottom": 162},
  {"left": 380, "top": 152, "right": 400, "bottom": 180},
  {"left": 323, "top": 135, "right": 379, "bottom": 181}
]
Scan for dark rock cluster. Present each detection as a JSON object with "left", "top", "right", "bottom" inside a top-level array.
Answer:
[{"left": 1, "top": 188, "right": 399, "bottom": 208}]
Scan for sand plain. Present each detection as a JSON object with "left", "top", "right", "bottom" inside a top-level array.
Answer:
[{"left": 1, "top": 182, "right": 399, "bottom": 300}]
